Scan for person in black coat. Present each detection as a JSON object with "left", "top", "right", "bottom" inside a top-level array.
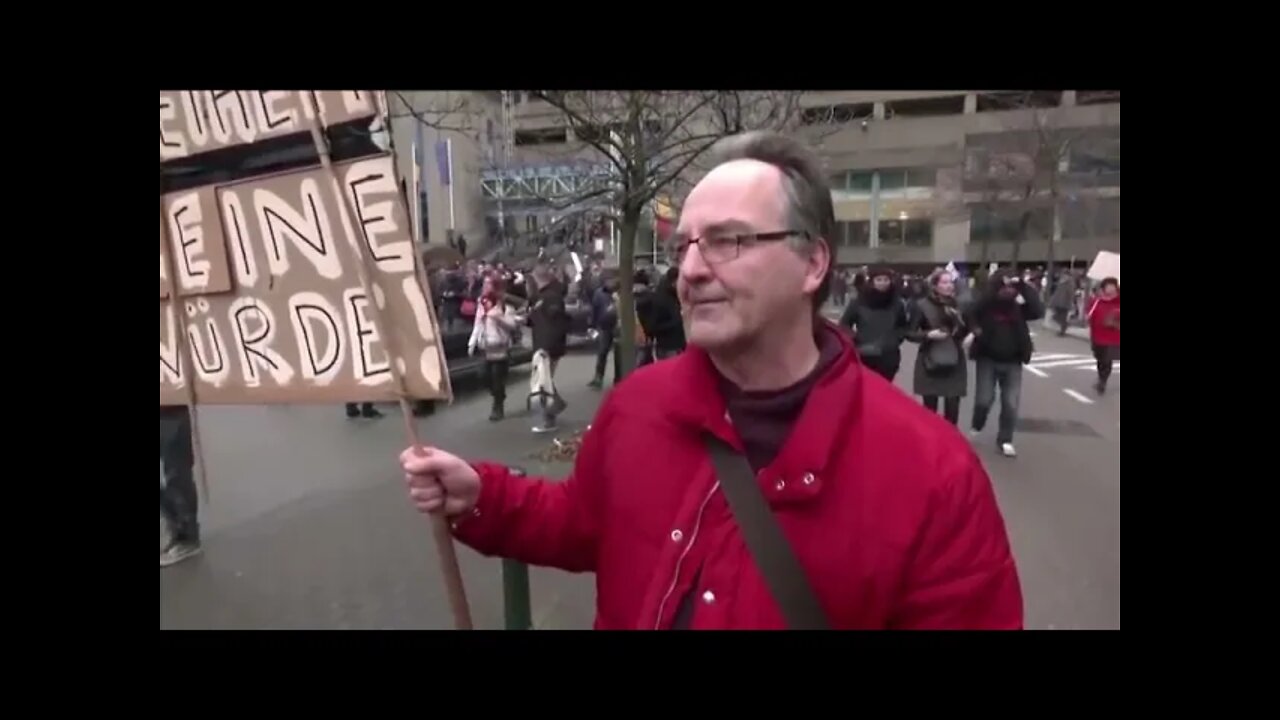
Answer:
[
  {"left": 965, "top": 269, "right": 1045, "bottom": 458},
  {"left": 647, "top": 267, "right": 686, "bottom": 360},
  {"left": 906, "top": 270, "right": 970, "bottom": 425},
  {"left": 588, "top": 277, "right": 621, "bottom": 388},
  {"left": 839, "top": 267, "right": 909, "bottom": 381},
  {"left": 528, "top": 264, "right": 571, "bottom": 414}
]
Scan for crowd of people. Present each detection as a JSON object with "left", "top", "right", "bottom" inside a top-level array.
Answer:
[{"left": 833, "top": 264, "right": 1118, "bottom": 457}]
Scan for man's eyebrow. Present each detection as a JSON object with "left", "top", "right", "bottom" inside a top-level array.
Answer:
[{"left": 699, "top": 220, "right": 755, "bottom": 235}]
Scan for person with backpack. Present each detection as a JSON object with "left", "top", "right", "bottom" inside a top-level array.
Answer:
[
  {"left": 966, "top": 270, "right": 1045, "bottom": 458},
  {"left": 588, "top": 276, "right": 621, "bottom": 389}
]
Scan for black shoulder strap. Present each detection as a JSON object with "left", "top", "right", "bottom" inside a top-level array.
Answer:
[{"left": 703, "top": 434, "right": 831, "bottom": 630}]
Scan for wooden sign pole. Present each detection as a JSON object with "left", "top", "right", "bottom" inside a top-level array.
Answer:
[{"left": 304, "top": 92, "right": 473, "bottom": 630}]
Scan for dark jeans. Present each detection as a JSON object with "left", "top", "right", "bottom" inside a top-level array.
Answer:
[
  {"left": 594, "top": 333, "right": 621, "bottom": 383},
  {"left": 1052, "top": 308, "right": 1070, "bottom": 335},
  {"left": 1092, "top": 343, "right": 1116, "bottom": 385},
  {"left": 922, "top": 395, "right": 961, "bottom": 425},
  {"left": 159, "top": 407, "right": 199, "bottom": 545},
  {"left": 484, "top": 357, "right": 510, "bottom": 403},
  {"left": 972, "top": 359, "right": 1023, "bottom": 445}
]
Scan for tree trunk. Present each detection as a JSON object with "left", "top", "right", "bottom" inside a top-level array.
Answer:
[{"left": 615, "top": 206, "right": 641, "bottom": 378}]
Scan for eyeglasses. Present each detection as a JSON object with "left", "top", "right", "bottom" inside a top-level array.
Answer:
[{"left": 664, "top": 230, "right": 808, "bottom": 265}]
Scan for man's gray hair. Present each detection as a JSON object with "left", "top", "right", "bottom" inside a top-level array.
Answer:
[{"left": 705, "top": 131, "right": 836, "bottom": 306}]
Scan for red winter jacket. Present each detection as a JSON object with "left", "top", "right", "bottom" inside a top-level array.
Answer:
[
  {"left": 1087, "top": 294, "right": 1121, "bottom": 347},
  {"left": 452, "top": 324, "right": 1023, "bottom": 630}
]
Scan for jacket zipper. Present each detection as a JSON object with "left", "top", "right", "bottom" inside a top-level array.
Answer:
[{"left": 653, "top": 480, "right": 720, "bottom": 630}]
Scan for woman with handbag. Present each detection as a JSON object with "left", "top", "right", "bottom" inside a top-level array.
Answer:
[
  {"left": 468, "top": 272, "right": 524, "bottom": 422},
  {"left": 906, "top": 269, "right": 970, "bottom": 426}
]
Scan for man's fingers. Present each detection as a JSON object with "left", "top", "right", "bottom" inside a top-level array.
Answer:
[{"left": 400, "top": 446, "right": 444, "bottom": 474}]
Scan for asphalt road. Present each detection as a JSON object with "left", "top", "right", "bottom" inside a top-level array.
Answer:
[{"left": 160, "top": 326, "right": 1119, "bottom": 630}]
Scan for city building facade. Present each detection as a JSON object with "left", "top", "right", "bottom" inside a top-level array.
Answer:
[{"left": 390, "top": 90, "right": 1120, "bottom": 271}]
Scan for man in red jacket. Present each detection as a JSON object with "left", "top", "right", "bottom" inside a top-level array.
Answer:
[
  {"left": 1087, "top": 277, "right": 1121, "bottom": 395},
  {"left": 401, "top": 132, "right": 1023, "bottom": 630}
]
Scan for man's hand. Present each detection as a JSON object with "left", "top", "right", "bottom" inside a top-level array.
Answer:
[
  {"left": 401, "top": 446, "right": 482, "bottom": 517},
  {"left": 927, "top": 329, "right": 949, "bottom": 341}
]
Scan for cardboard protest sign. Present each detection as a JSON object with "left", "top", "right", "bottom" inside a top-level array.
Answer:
[
  {"left": 159, "top": 91, "right": 381, "bottom": 161},
  {"left": 160, "top": 148, "right": 449, "bottom": 405},
  {"left": 1087, "top": 250, "right": 1120, "bottom": 282}
]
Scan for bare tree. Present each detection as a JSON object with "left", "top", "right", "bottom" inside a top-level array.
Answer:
[
  {"left": 965, "top": 91, "right": 1119, "bottom": 277},
  {"left": 507, "top": 90, "right": 807, "bottom": 375}
]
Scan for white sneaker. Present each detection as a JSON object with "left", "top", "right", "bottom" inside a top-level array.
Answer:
[
  {"left": 999, "top": 443, "right": 1017, "bottom": 458},
  {"left": 968, "top": 429, "right": 981, "bottom": 439}
]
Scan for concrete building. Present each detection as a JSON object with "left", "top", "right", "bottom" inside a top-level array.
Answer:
[{"left": 389, "top": 90, "right": 1120, "bottom": 271}]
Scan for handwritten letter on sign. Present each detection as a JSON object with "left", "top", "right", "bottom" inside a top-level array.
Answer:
[{"left": 159, "top": 153, "right": 447, "bottom": 405}]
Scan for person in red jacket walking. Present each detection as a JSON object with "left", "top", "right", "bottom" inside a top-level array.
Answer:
[
  {"left": 1087, "top": 277, "right": 1121, "bottom": 395},
  {"left": 400, "top": 131, "right": 1022, "bottom": 630}
]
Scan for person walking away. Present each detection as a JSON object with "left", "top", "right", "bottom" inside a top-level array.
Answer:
[
  {"left": 632, "top": 270, "right": 658, "bottom": 368},
  {"left": 399, "top": 131, "right": 1021, "bottom": 629},
  {"left": 906, "top": 269, "right": 970, "bottom": 425},
  {"left": 469, "top": 272, "right": 522, "bottom": 421},
  {"left": 588, "top": 276, "right": 621, "bottom": 388},
  {"left": 1087, "top": 277, "right": 1121, "bottom": 395},
  {"left": 160, "top": 405, "right": 201, "bottom": 567},
  {"left": 839, "top": 267, "right": 909, "bottom": 381},
  {"left": 647, "top": 267, "right": 686, "bottom": 360},
  {"left": 966, "top": 270, "right": 1044, "bottom": 457},
  {"left": 1049, "top": 270, "right": 1077, "bottom": 336},
  {"left": 527, "top": 263, "right": 570, "bottom": 431}
]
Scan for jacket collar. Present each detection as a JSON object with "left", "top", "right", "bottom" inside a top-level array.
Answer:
[{"left": 667, "top": 320, "right": 863, "bottom": 478}]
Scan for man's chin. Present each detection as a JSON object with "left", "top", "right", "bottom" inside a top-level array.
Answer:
[{"left": 687, "top": 321, "right": 743, "bottom": 351}]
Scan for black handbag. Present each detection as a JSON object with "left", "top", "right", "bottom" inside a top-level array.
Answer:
[
  {"left": 924, "top": 337, "right": 960, "bottom": 374},
  {"left": 704, "top": 434, "right": 831, "bottom": 630}
]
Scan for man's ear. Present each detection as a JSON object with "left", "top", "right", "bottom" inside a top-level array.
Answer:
[{"left": 804, "top": 237, "right": 832, "bottom": 294}]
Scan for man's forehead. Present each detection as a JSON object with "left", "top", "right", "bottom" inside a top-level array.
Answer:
[{"left": 679, "top": 159, "right": 787, "bottom": 230}]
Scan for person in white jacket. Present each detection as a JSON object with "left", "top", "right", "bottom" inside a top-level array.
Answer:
[{"left": 469, "top": 273, "right": 523, "bottom": 421}]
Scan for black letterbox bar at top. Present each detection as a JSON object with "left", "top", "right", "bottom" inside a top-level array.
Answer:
[{"left": 159, "top": 120, "right": 385, "bottom": 196}]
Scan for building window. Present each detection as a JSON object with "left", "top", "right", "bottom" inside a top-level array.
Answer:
[
  {"left": 878, "top": 167, "right": 936, "bottom": 192},
  {"left": 970, "top": 204, "right": 1054, "bottom": 244},
  {"left": 879, "top": 219, "right": 933, "bottom": 247},
  {"left": 834, "top": 220, "right": 871, "bottom": 247},
  {"left": 976, "top": 91, "right": 1064, "bottom": 112},
  {"left": 884, "top": 95, "right": 966, "bottom": 119},
  {"left": 515, "top": 127, "right": 567, "bottom": 146},
  {"left": 1060, "top": 198, "right": 1120, "bottom": 239}
]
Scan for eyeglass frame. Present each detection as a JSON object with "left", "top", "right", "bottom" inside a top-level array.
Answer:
[{"left": 664, "top": 229, "right": 811, "bottom": 265}]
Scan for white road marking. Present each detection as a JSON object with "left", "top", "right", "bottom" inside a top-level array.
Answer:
[
  {"left": 1032, "top": 358, "right": 1097, "bottom": 369},
  {"left": 1063, "top": 389, "right": 1095, "bottom": 405},
  {"left": 1026, "top": 365, "right": 1049, "bottom": 378},
  {"left": 1075, "top": 364, "right": 1119, "bottom": 373},
  {"left": 1031, "top": 353, "right": 1078, "bottom": 362}
]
